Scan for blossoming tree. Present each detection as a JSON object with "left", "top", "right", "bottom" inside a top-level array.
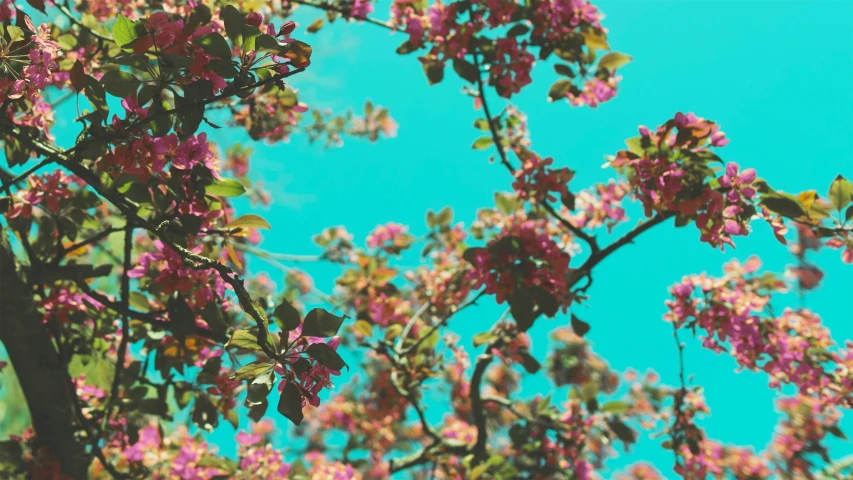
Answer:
[{"left": 0, "top": 0, "right": 852, "bottom": 479}]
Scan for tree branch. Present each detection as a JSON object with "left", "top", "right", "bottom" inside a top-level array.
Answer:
[
  {"left": 470, "top": 48, "right": 599, "bottom": 252},
  {"left": 0, "top": 230, "right": 89, "bottom": 478}
]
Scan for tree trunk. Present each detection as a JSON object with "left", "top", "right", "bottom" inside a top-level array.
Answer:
[{"left": 0, "top": 229, "right": 89, "bottom": 478}]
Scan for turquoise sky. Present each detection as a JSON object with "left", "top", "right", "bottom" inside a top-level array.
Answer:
[
  {"left": 213, "top": 0, "right": 853, "bottom": 474},
  {"left": 21, "top": 0, "right": 853, "bottom": 476}
]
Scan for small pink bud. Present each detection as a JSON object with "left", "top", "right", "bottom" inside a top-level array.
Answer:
[
  {"left": 246, "top": 12, "right": 263, "bottom": 27},
  {"left": 738, "top": 168, "right": 756, "bottom": 183},
  {"left": 725, "top": 162, "right": 739, "bottom": 178},
  {"left": 279, "top": 21, "right": 296, "bottom": 37}
]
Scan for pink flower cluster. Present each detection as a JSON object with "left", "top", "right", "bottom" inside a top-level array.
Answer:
[
  {"left": 566, "top": 180, "right": 629, "bottom": 232},
  {"left": 236, "top": 425, "right": 292, "bottom": 478},
  {"left": 491, "top": 37, "right": 535, "bottom": 97},
  {"left": 675, "top": 440, "right": 771, "bottom": 479},
  {"left": 610, "top": 113, "right": 759, "bottom": 249},
  {"left": 769, "top": 395, "right": 842, "bottom": 475},
  {"left": 129, "top": 239, "right": 228, "bottom": 310},
  {"left": 5, "top": 169, "right": 82, "bottom": 219},
  {"left": 366, "top": 222, "right": 411, "bottom": 253},
  {"left": 531, "top": 0, "right": 603, "bottom": 41},
  {"left": 356, "top": 292, "right": 410, "bottom": 327},
  {"left": 665, "top": 257, "right": 852, "bottom": 404},
  {"left": 568, "top": 74, "right": 621, "bottom": 108},
  {"left": 281, "top": 330, "right": 344, "bottom": 407},
  {"left": 466, "top": 217, "right": 571, "bottom": 305},
  {"left": 39, "top": 286, "right": 103, "bottom": 325},
  {"left": 9, "top": 25, "right": 61, "bottom": 101},
  {"left": 511, "top": 154, "right": 574, "bottom": 204}
]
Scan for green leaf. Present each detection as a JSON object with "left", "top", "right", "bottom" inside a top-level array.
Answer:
[
  {"left": 246, "top": 382, "right": 270, "bottom": 405},
  {"left": 196, "top": 456, "right": 238, "bottom": 474},
  {"left": 57, "top": 33, "right": 77, "bottom": 50},
  {"left": 600, "top": 401, "right": 630, "bottom": 415},
  {"left": 828, "top": 174, "right": 853, "bottom": 211},
  {"left": 506, "top": 24, "right": 529, "bottom": 37},
  {"left": 434, "top": 207, "right": 453, "bottom": 227},
  {"left": 571, "top": 314, "right": 590, "bottom": 337},
  {"left": 581, "top": 30, "right": 610, "bottom": 50},
  {"left": 509, "top": 288, "right": 536, "bottom": 332},
  {"left": 178, "top": 106, "right": 204, "bottom": 139},
  {"left": 254, "top": 34, "right": 284, "bottom": 53},
  {"left": 306, "top": 343, "right": 348, "bottom": 371},
  {"left": 278, "top": 381, "right": 304, "bottom": 425},
  {"left": 827, "top": 425, "right": 848, "bottom": 440},
  {"left": 100, "top": 69, "right": 140, "bottom": 98},
  {"left": 495, "top": 192, "right": 522, "bottom": 214},
  {"left": 161, "top": 54, "right": 193, "bottom": 70},
  {"left": 554, "top": 64, "right": 574, "bottom": 77},
  {"left": 194, "top": 33, "right": 232, "bottom": 59},
  {"left": 205, "top": 179, "right": 245, "bottom": 198},
  {"left": 83, "top": 76, "right": 109, "bottom": 122},
  {"left": 225, "top": 330, "right": 262, "bottom": 351},
  {"left": 226, "top": 214, "right": 271, "bottom": 230},
  {"left": 221, "top": 5, "right": 245, "bottom": 46},
  {"left": 608, "top": 418, "right": 636, "bottom": 444},
  {"left": 137, "top": 85, "right": 158, "bottom": 106},
  {"left": 597, "top": 52, "right": 632, "bottom": 70},
  {"left": 25, "top": 0, "right": 46, "bottom": 13},
  {"left": 581, "top": 381, "right": 599, "bottom": 402},
  {"left": 452, "top": 58, "right": 479, "bottom": 83},
  {"left": 128, "top": 292, "right": 150, "bottom": 312},
  {"left": 423, "top": 61, "right": 444, "bottom": 85},
  {"left": 384, "top": 324, "right": 403, "bottom": 341},
  {"left": 353, "top": 320, "right": 373, "bottom": 337},
  {"left": 192, "top": 394, "right": 219, "bottom": 431},
  {"left": 760, "top": 194, "right": 806, "bottom": 219},
  {"left": 548, "top": 79, "right": 572, "bottom": 102},
  {"left": 112, "top": 15, "right": 138, "bottom": 49},
  {"left": 473, "top": 331, "right": 497, "bottom": 347},
  {"left": 231, "top": 361, "right": 272, "bottom": 381},
  {"left": 6, "top": 26, "right": 25, "bottom": 44},
  {"left": 473, "top": 118, "right": 490, "bottom": 131},
  {"left": 0, "top": 440, "right": 25, "bottom": 472},
  {"left": 273, "top": 299, "right": 301, "bottom": 331},
  {"left": 396, "top": 40, "right": 418, "bottom": 55},
  {"left": 70, "top": 61, "right": 86, "bottom": 93},
  {"left": 207, "top": 59, "right": 238, "bottom": 78},
  {"left": 292, "top": 358, "right": 311, "bottom": 378},
  {"left": 417, "top": 327, "right": 440, "bottom": 352},
  {"left": 241, "top": 25, "right": 261, "bottom": 53},
  {"left": 472, "top": 137, "right": 494, "bottom": 150},
  {"left": 532, "top": 287, "right": 558, "bottom": 317},
  {"left": 68, "top": 353, "right": 115, "bottom": 392},
  {"left": 148, "top": 100, "right": 173, "bottom": 137},
  {"left": 520, "top": 352, "right": 540, "bottom": 374},
  {"left": 306, "top": 18, "right": 325, "bottom": 34},
  {"left": 301, "top": 309, "right": 346, "bottom": 337}
]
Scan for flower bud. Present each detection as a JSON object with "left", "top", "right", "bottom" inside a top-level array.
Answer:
[
  {"left": 279, "top": 21, "right": 296, "bottom": 37},
  {"left": 246, "top": 12, "right": 263, "bottom": 27}
]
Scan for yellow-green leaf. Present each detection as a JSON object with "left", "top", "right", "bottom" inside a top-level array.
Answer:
[
  {"left": 598, "top": 52, "right": 632, "bottom": 70},
  {"left": 226, "top": 214, "right": 271, "bottom": 230}
]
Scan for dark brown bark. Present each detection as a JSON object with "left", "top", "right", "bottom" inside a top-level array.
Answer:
[{"left": 0, "top": 229, "right": 89, "bottom": 478}]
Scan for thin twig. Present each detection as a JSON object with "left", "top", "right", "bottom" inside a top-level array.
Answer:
[
  {"left": 101, "top": 225, "right": 134, "bottom": 434},
  {"left": 289, "top": 0, "right": 398, "bottom": 31}
]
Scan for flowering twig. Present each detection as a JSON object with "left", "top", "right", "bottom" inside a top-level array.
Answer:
[
  {"left": 669, "top": 321, "right": 689, "bottom": 471},
  {"left": 470, "top": 46, "right": 600, "bottom": 253},
  {"left": 101, "top": 225, "right": 134, "bottom": 435},
  {"left": 288, "top": 0, "right": 397, "bottom": 31}
]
